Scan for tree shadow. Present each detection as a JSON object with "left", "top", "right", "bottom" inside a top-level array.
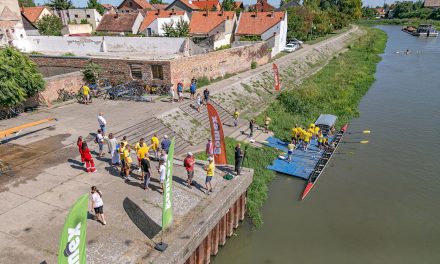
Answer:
[{"left": 123, "top": 197, "right": 161, "bottom": 240}]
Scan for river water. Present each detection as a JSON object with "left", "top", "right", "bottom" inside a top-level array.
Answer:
[{"left": 214, "top": 26, "right": 440, "bottom": 264}]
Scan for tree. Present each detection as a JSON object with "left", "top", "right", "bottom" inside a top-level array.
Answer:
[
  {"left": 18, "top": 0, "right": 36, "bottom": 7},
  {"left": 37, "top": 15, "right": 63, "bottom": 36},
  {"left": 150, "top": 0, "right": 164, "bottom": 3},
  {"left": 286, "top": 6, "right": 314, "bottom": 40},
  {"left": 362, "top": 6, "right": 377, "bottom": 19},
  {"left": 47, "top": 0, "right": 74, "bottom": 10},
  {"left": 162, "top": 18, "right": 189, "bottom": 37},
  {"left": 82, "top": 63, "right": 101, "bottom": 84},
  {"left": 87, "top": 0, "right": 105, "bottom": 15},
  {"left": 0, "top": 47, "right": 45, "bottom": 107},
  {"left": 222, "top": 0, "right": 234, "bottom": 11}
]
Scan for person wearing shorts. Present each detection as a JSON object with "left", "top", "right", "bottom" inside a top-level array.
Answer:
[
  {"left": 196, "top": 93, "right": 202, "bottom": 112},
  {"left": 97, "top": 112, "right": 107, "bottom": 136},
  {"left": 90, "top": 186, "right": 106, "bottom": 225},
  {"left": 177, "top": 82, "right": 183, "bottom": 102},
  {"left": 82, "top": 85, "right": 90, "bottom": 105},
  {"left": 287, "top": 142, "right": 295, "bottom": 162},
  {"left": 190, "top": 78, "right": 197, "bottom": 100},
  {"left": 118, "top": 142, "right": 126, "bottom": 177},
  {"left": 96, "top": 129, "right": 104, "bottom": 157},
  {"left": 123, "top": 145, "right": 132, "bottom": 181},
  {"left": 151, "top": 133, "right": 159, "bottom": 160},
  {"left": 135, "top": 138, "right": 149, "bottom": 172},
  {"left": 203, "top": 88, "right": 210, "bottom": 105},
  {"left": 158, "top": 159, "right": 166, "bottom": 193},
  {"left": 184, "top": 152, "right": 195, "bottom": 188},
  {"left": 204, "top": 157, "right": 215, "bottom": 194}
]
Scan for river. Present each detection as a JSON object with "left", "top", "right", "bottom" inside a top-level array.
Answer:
[{"left": 213, "top": 26, "right": 440, "bottom": 264}]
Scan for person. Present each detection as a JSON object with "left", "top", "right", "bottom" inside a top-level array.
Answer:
[
  {"left": 314, "top": 125, "right": 320, "bottom": 137},
  {"left": 118, "top": 142, "right": 126, "bottom": 177},
  {"left": 249, "top": 119, "right": 255, "bottom": 138},
  {"left": 196, "top": 93, "right": 202, "bottom": 112},
  {"left": 107, "top": 133, "right": 120, "bottom": 165},
  {"left": 123, "top": 145, "right": 132, "bottom": 181},
  {"left": 291, "top": 125, "right": 298, "bottom": 144},
  {"left": 307, "top": 125, "right": 315, "bottom": 140},
  {"left": 82, "top": 84, "right": 90, "bottom": 105},
  {"left": 233, "top": 109, "right": 239, "bottom": 127},
  {"left": 169, "top": 84, "right": 175, "bottom": 103},
  {"left": 184, "top": 152, "right": 195, "bottom": 188},
  {"left": 90, "top": 186, "right": 106, "bottom": 225},
  {"left": 317, "top": 131, "right": 324, "bottom": 151},
  {"left": 82, "top": 142, "right": 96, "bottom": 173},
  {"left": 160, "top": 148, "right": 168, "bottom": 163},
  {"left": 303, "top": 131, "right": 312, "bottom": 151},
  {"left": 161, "top": 135, "right": 171, "bottom": 153},
  {"left": 177, "top": 81, "right": 183, "bottom": 102},
  {"left": 190, "top": 78, "right": 197, "bottom": 100},
  {"left": 203, "top": 88, "right": 210, "bottom": 105},
  {"left": 206, "top": 139, "right": 213, "bottom": 157},
  {"left": 121, "top": 136, "right": 128, "bottom": 148},
  {"left": 97, "top": 113, "right": 107, "bottom": 136},
  {"left": 141, "top": 156, "right": 151, "bottom": 190},
  {"left": 95, "top": 129, "right": 105, "bottom": 157},
  {"left": 77, "top": 136, "right": 84, "bottom": 165},
  {"left": 264, "top": 115, "right": 271, "bottom": 133},
  {"left": 158, "top": 159, "right": 166, "bottom": 193},
  {"left": 135, "top": 138, "right": 149, "bottom": 172},
  {"left": 287, "top": 141, "right": 295, "bottom": 162},
  {"left": 234, "top": 143, "right": 243, "bottom": 175},
  {"left": 204, "top": 157, "right": 215, "bottom": 194},
  {"left": 328, "top": 126, "right": 336, "bottom": 137},
  {"left": 151, "top": 133, "right": 160, "bottom": 160}
]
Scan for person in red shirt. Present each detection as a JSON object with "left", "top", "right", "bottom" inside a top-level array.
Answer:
[
  {"left": 184, "top": 152, "right": 196, "bottom": 188},
  {"left": 77, "top": 136, "right": 84, "bottom": 164},
  {"left": 81, "top": 142, "right": 96, "bottom": 173},
  {"left": 205, "top": 139, "right": 213, "bottom": 157}
]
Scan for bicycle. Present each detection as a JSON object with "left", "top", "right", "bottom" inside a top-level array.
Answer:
[{"left": 0, "top": 106, "right": 23, "bottom": 120}]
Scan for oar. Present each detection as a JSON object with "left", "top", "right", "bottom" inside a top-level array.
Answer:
[
  {"left": 342, "top": 140, "right": 369, "bottom": 144},
  {"left": 348, "top": 130, "right": 371, "bottom": 134},
  {"left": 335, "top": 152, "right": 355, "bottom": 155}
]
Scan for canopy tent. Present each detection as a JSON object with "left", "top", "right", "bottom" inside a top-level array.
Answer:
[{"left": 315, "top": 114, "right": 337, "bottom": 132}]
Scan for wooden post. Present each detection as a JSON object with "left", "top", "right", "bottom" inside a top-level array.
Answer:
[
  {"left": 219, "top": 215, "right": 227, "bottom": 246},
  {"left": 204, "top": 234, "right": 211, "bottom": 264},
  {"left": 186, "top": 251, "right": 196, "bottom": 264},
  {"left": 211, "top": 223, "right": 219, "bottom": 255},
  {"left": 196, "top": 237, "right": 205, "bottom": 264},
  {"left": 233, "top": 199, "right": 239, "bottom": 228},
  {"left": 226, "top": 208, "right": 233, "bottom": 237},
  {"left": 240, "top": 193, "right": 246, "bottom": 221}
]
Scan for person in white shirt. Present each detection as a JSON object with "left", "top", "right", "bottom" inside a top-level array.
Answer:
[
  {"left": 90, "top": 186, "right": 106, "bottom": 225},
  {"left": 96, "top": 129, "right": 105, "bottom": 157},
  {"left": 97, "top": 112, "right": 107, "bottom": 136},
  {"left": 158, "top": 159, "right": 166, "bottom": 193}
]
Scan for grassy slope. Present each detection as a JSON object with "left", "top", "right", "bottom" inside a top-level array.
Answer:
[{"left": 198, "top": 27, "right": 387, "bottom": 227}]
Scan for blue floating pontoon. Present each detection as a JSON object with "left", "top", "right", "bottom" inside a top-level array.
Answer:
[{"left": 265, "top": 137, "right": 327, "bottom": 180}]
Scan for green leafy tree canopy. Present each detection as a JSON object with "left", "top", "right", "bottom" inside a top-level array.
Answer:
[
  {"left": 150, "top": 0, "right": 164, "bottom": 4},
  {"left": 18, "top": 0, "right": 36, "bottom": 7},
  {"left": 87, "top": 0, "right": 105, "bottom": 15},
  {"left": 0, "top": 47, "right": 45, "bottom": 107},
  {"left": 48, "top": 0, "right": 74, "bottom": 10},
  {"left": 162, "top": 18, "right": 189, "bottom": 37},
  {"left": 37, "top": 15, "right": 63, "bottom": 36},
  {"left": 222, "top": 0, "right": 234, "bottom": 11}
]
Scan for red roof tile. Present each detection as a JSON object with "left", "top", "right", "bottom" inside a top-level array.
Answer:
[
  {"left": 233, "top": 1, "right": 244, "bottom": 9},
  {"left": 190, "top": 11, "right": 235, "bottom": 35},
  {"left": 20, "top": 6, "right": 47, "bottom": 23},
  {"left": 168, "top": 0, "right": 200, "bottom": 10},
  {"left": 152, "top": 4, "right": 169, "bottom": 10},
  {"left": 251, "top": 0, "right": 275, "bottom": 12},
  {"left": 96, "top": 13, "right": 140, "bottom": 32},
  {"left": 191, "top": 1, "right": 220, "bottom": 11},
  {"left": 118, "top": 0, "right": 154, "bottom": 10},
  {"left": 139, "top": 10, "right": 186, "bottom": 32},
  {"left": 102, "top": 4, "right": 115, "bottom": 10},
  {"left": 235, "top": 11, "right": 285, "bottom": 36}
]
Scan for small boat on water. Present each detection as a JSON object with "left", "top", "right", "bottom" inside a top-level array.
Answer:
[
  {"left": 402, "top": 24, "right": 438, "bottom": 37},
  {"left": 300, "top": 124, "right": 348, "bottom": 200}
]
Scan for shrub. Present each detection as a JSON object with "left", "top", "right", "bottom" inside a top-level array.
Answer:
[
  {"left": 82, "top": 62, "right": 101, "bottom": 84},
  {"left": 197, "top": 76, "right": 210, "bottom": 87},
  {"left": 251, "top": 60, "right": 257, "bottom": 69},
  {"left": 63, "top": 52, "right": 75, "bottom": 57}
]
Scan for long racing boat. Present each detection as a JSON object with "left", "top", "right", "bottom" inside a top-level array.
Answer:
[{"left": 300, "top": 124, "right": 348, "bottom": 200}]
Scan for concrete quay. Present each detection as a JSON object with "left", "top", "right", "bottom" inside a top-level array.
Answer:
[{"left": 0, "top": 25, "right": 364, "bottom": 264}]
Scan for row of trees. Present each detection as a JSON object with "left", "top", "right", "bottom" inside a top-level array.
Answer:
[
  {"left": 282, "top": 0, "right": 361, "bottom": 40},
  {"left": 362, "top": 1, "right": 440, "bottom": 20},
  {"left": 20, "top": 0, "right": 105, "bottom": 15}
]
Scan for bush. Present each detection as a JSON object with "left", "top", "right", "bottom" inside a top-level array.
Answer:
[
  {"left": 37, "top": 15, "right": 63, "bottom": 36},
  {"left": 215, "top": 44, "right": 231, "bottom": 51},
  {"left": 251, "top": 60, "right": 257, "bottom": 69},
  {"left": 0, "top": 47, "right": 45, "bottom": 107},
  {"left": 82, "top": 62, "right": 101, "bottom": 84},
  {"left": 63, "top": 52, "right": 75, "bottom": 57}
]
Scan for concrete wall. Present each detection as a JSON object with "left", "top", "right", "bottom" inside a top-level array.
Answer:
[
  {"left": 61, "top": 24, "right": 93, "bottom": 35},
  {"left": 19, "top": 36, "right": 188, "bottom": 55},
  {"left": 170, "top": 41, "right": 271, "bottom": 85},
  {"left": 54, "top": 9, "right": 102, "bottom": 30}
]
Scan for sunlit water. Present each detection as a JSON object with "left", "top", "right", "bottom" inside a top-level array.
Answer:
[{"left": 213, "top": 26, "right": 440, "bottom": 264}]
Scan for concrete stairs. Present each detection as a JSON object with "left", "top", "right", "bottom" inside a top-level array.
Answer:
[
  {"left": 179, "top": 99, "right": 235, "bottom": 128},
  {"left": 112, "top": 117, "right": 191, "bottom": 155},
  {"left": 229, "top": 123, "right": 274, "bottom": 148}
]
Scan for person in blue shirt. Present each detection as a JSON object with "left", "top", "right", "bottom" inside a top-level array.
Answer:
[
  {"left": 177, "top": 82, "right": 183, "bottom": 102},
  {"left": 161, "top": 135, "right": 171, "bottom": 153},
  {"left": 190, "top": 78, "right": 197, "bottom": 100}
]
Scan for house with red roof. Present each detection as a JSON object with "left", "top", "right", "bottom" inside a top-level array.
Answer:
[
  {"left": 118, "top": 0, "right": 154, "bottom": 13},
  {"left": 96, "top": 12, "right": 144, "bottom": 35},
  {"left": 20, "top": 6, "right": 52, "bottom": 26},
  {"left": 101, "top": 4, "right": 117, "bottom": 14},
  {"left": 191, "top": 0, "right": 221, "bottom": 11},
  {"left": 165, "top": 0, "right": 200, "bottom": 15},
  {"left": 235, "top": 11, "right": 287, "bottom": 56},
  {"left": 138, "top": 9, "right": 189, "bottom": 36},
  {"left": 250, "top": 0, "right": 275, "bottom": 12},
  {"left": 190, "top": 10, "right": 236, "bottom": 49}
]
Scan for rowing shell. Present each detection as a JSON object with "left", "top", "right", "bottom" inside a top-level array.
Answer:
[{"left": 300, "top": 124, "right": 348, "bottom": 200}]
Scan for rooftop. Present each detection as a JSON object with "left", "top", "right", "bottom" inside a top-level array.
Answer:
[
  {"left": 139, "top": 10, "right": 186, "bottom": 32},
  {"left": 191, "top": 0, "right": 221, "bottom": 11},
  {"left": 20, "top": 6, "right": 47, "bottom": 24},
  {"left": 190, "top": 11, "right": 236, "bottom": 35},
  {"left": 166, "top": 0, "right": 200, "bottom": 10},
  {"left": 424, "top": 0, "right": 440, "bottom": 7},
  {"left": 235, "top": 11, "right": 285, "bottom": 36},
  {"left": 96, "top": 13, "right": 141, "bottom": 32}
]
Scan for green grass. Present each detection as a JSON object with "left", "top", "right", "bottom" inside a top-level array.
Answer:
[
  {"left": 358, "top": 18, "right": 440, "bottom": 28},
  {"left": 197, "top": 73, "right": 237, "bottom": 88},
  {"left": 305, "top": 26, "right": 352, "bottom": 45},
  {"left": 195, "top": 138, "right": 279, "bottom": 227},
  {"left": 258, "top": 27, "right": 387, "bottom": 142}
]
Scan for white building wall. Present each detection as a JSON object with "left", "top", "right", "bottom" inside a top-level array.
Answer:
[
  {"left": 147, "top": 13, "right": 189, "bottom": 36},
  {"left": 131, "top": 13, "right": 144, "bottom": 34},
  {"left": 261, "top": 12, "right": 287, "bottom": 56}
]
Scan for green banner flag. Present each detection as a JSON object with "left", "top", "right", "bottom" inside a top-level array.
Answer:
[
  {"left": 58, "top": 194, "right": 88, "bottom": 264},
  {"left": 162, "top": 138, "right": 175, "bottom": 230}
]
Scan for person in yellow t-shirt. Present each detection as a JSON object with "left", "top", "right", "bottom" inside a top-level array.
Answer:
[
  {"left": 204, "top": 157, "right": 215, "bottom": 194},
  {"left": 317, "top": 131, "right": 324, "bottom": 151},
  {"left": 123, "top": 145, "right": 132, "bottom": 180},
  {"left": 135, "top": 138, "right": 149, "bottom": 172},
  {"left": 118, "top": 142, "right": 126, "bottom": 178},
  {"left": 82, "top": 85, "right": 90, "bottom": 105},
  {"left": 233, "top": 109, "right": 239, "bottom": 127},
  {"left": 121, "top": 136, "right": 128, "bottom": 149},
  {"left": 303, "top": 132, "right": 312, "bottom": 151},
  {"left": 151, "top": 133, "right": 159, "bottom": 160},
  {"left": 314, "top": 126, "right": 320, "bottom": 137},
  {"left": 264, "top": 115, "right": 271, "bottom": 133}
]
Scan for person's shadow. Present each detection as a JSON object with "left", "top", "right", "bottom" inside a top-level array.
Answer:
[{"left": 67, "top": 158, "right": 85, "bottom": 171}]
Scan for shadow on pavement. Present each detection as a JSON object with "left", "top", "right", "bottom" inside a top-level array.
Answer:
[{"left": 123, "top": 197, "right": 161, "bottom": 240}]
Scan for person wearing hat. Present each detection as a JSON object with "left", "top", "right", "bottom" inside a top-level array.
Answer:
[
  {"left": 204, "top": 157, "right": 215, "bottom": 194},
  {"left": 184, "top": 152, "right": 196, "bottom": 188},
  {"left": 206, "top": 139, "right": 214, "bottom": 157},
  {"left": 161, "top": 135, "right": 171, "bottom": 153}
]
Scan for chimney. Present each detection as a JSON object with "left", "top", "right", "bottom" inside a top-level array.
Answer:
[
  {"left": 254, "top": 10, "right": 257, "bottom": 17},
  {"left": 172, "top": 8, "right": 175, "bottom": 14},
  {"left": 221, "top": 10, "right": 224, "bottom": 16},
  {"left": 271, "top": 11, "right": 274, "bottom": 18},
  {"left": 205, "top": 10, "right": 208, "bottom": 16}
]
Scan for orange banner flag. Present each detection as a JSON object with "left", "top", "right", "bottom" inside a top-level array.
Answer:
[
  {"left": 273, "top": 63, "right": 280, "bottom": 91},
  {"left": 206, "top": 103, "right": 228, "bottom": 165}
]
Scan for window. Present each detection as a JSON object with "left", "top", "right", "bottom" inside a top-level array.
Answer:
[
  {"left": 86, "top": 15, "right": 90, "bottom": 18},
  {"left": 74, "top": 14, "right": 78, "bottom": 18},
  {"left": 147, "top": 28, "right": 152, "bottom": 37},
  {"left": 129, "top": 2, "right": 133, "bottom": 6},
  {"left": 151, "top": 65, "right": 163, "bottom": 80},
  {"left": 129, "top": 64, "right": 143, "bottom": 79}
]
